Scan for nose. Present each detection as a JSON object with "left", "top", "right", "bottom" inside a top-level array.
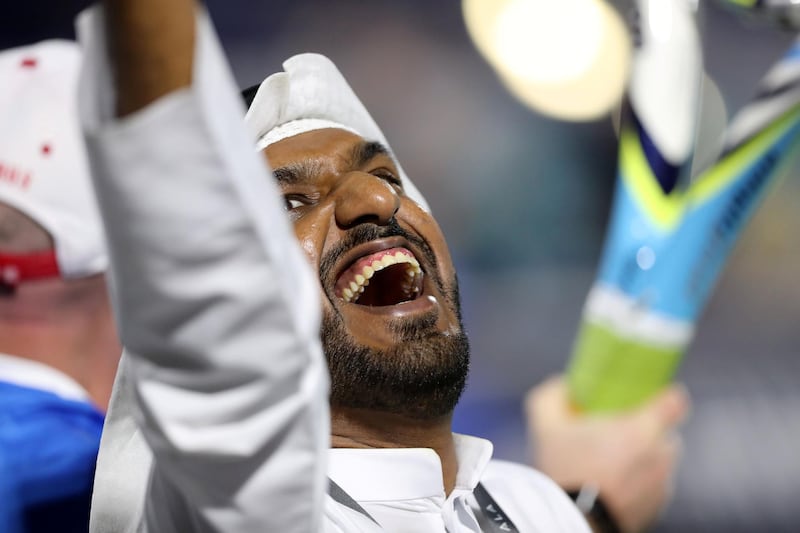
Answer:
[{"left": 333, "top": 172, "right": 401, "bottom": 228}]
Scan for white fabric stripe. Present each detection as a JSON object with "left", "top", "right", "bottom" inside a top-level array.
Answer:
[
  {"left": 758, "top": 56, "right": 800, "bottom": 91},
  {"left": 0, "top": 352, "right": 91, "bottom": 402},
  {"left": 583, "top": 284, "right": 694, "bottom": 347},
  {"left": 725, "top": 42, "right": 800, "bottom": 149},
  {"left": 255, "top": 118, "right": 359, "bottom": 151},
  {"left": 725, "top": 86, "right": 800, "bottom": 150}
]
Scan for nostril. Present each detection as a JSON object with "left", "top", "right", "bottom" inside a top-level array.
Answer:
[
  {"left": 334, "top": 173, "right": 401, "bottom": 227},
  {"left": 348, "top": 214, "right": 383, "bottom": 228}
]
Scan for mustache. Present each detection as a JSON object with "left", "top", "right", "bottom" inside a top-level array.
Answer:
[{"left": 319, "top": 218, "right": 439, "bottom": 286}]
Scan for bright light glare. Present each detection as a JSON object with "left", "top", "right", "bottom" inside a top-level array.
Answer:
[
  {"left": 463, "top": 0, "right": 506, "bottom": 61},
  {"left": 492, "top": 0, "right": 603, "bottom": 84},
  {"left": 462, "top": 0, "right": 632, "bottom": 121}
]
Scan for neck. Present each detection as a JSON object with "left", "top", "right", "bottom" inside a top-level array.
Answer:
[
  {"left": 0, "top": 277, "right": 121, "bottom": 411},
  {"left": 331, "top": 406, "right": 459, "bottom": 495}
]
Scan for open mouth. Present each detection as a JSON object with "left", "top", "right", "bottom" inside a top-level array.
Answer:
[{"left": 334, "top": 247, "right": 424, "bottom": 306}]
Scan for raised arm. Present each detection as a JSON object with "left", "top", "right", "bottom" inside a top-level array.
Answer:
[
  {"left": 104, "top": 0, "right": 195, "bottom": 117},
  {"left": 79, "top": 2, "right": 329, "bottom": 532}
]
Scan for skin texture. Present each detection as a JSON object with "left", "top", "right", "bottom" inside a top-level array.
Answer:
[
  {"left": 526, "top": 376, "right": 689, "bottom": 533},
  {"left": 264, "top": 128, "right": 470, "bottom": 494},
  {"left": 264, "top": 129, "right": 463, "bottom": 352},
  {"left": 104, "top": 0, "right": 195, "bottom": 117},
  {"left": 0, "top": 204, "right": 52, "bottom": 252},
  {"left": 0, "top": 203, "right": 120, "bottom": 410}
]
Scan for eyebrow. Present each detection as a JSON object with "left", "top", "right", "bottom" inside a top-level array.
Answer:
[
  {"left": 350, "top": 141, "right": 392, "bottom": 169},
  {"left": 271, "top": 140, "right": 393, "bottom": 185},
  {"left": 272, "top": 164, "right": 309, "bottom": 185}
]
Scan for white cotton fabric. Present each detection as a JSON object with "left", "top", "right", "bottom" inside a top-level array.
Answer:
[
  {"left": 255, "top": 118, "right": 358, "bottom": 151},
  {"left": 325, "top": 434, "right": 591, "bottom": 533},
  {"left": 79, "top": 6, "right": 328, "bottom": 533},
  {"left": 0, "top": 352, "right": 90, "bottom": 402},
  {"left": 0, "top": 40, "right": 106, "bottom": 278},
  {"left": 244, "top": 53, "right": 430, "bottom": 212}
]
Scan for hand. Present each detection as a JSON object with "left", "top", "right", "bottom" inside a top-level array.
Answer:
[{"left": 525, "top": 375, "right": 690, "bottom": 533}]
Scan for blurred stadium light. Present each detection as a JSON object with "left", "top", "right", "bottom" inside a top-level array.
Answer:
[{"left": 463, "top": 0, "right": 632, "bottom": 120}]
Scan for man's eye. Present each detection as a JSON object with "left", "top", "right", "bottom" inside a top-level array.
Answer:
[
  {"left": 373, "top": 170, "right": 403, "bottom": 191},
  {"left": 284, "top": 196, "right": 307, "bottom": 211}
]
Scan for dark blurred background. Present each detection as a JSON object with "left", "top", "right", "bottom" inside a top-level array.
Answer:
[{"left": 4, "top": 1, "right": 799, "bottom": 531}]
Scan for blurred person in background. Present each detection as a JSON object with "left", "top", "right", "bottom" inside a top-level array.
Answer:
[
  {"left": 0, "top": 40, "right": 120, "bottom": 533},
  {"left": 78, "top": 1, "right": 687, "bottom": 532}
]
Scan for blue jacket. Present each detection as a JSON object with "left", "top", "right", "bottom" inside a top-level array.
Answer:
[{"left": 0, "top": 381, "right": 103, "bottom": 533}]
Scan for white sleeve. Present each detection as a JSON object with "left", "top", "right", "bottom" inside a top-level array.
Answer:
[{"left": 77, "top": 6, "right": 329, "bottom": 533}]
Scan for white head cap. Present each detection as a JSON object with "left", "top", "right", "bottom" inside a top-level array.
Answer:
[
  {"left": 244, "top": 53, "right": 430, "bottom": 212},
  {"left": 0, "top": 40, "right": 106, "bottom": 283}
]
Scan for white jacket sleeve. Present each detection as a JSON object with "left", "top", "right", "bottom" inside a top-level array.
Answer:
[{"left": 77, "top": 6, "right": 329, "bottom": 533}]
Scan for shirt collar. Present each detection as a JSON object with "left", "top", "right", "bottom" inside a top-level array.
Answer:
[
  {"left": 0, "top": 351, "right": 91, "bottom": 402},
  {"left": 328, "top": 433, "right": 494, "bottom": 503},
  {"left": 452, "top": 433, "right": 494, "bottom": 492}
]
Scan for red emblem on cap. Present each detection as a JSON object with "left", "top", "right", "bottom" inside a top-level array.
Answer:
[
  {"left": 41, "top": 143, "right": 52, "bottom": 156},
  {"left": 20, "top": 57, "right": 37, "bottom": 68}
]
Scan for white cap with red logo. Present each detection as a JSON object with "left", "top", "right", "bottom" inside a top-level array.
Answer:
[{"left": 0, "top": 40, "right": 106, "bottom": 287}]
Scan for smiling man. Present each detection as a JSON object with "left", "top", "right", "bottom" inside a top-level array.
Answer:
[
  {"left": 265, "top": 127, "right": 469, "bottom": 428},
  {"left": 80, "top": 1, "right": 586, "bottom": 529},
  {"left": 264, "top": 124, "right": 474, "bottom": 504},
  {"left": 78, "top": 1, "right": 683, "bottom": 532}
]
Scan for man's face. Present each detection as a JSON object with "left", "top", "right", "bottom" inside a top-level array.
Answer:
[{"left": 264, "top": 128, "right": 469, "bottom": 419}]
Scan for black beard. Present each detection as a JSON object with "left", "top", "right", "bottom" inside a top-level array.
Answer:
[
  {"left": 321, "top": 300, "right": 470, "bottom": 420},
  {"left": 319, "top": 220, "right": 470, "bottom": 420}
]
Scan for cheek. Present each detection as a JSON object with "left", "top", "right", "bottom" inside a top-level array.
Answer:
[
  {"left": 403, "top": 203, "right": 456, "bottom": 275},
  {"left": 292, "top": 208, "right": 338, "bottom": 313},
  {"left": 292, "top": 228, "right": 334, "bottom": 313},
  {"left": 292, "top": 207, "right": 334, "bottom": 266},
  {"left": 297, "top": 232, "right": 319, "bottom": 264},
  {"left": 429, "top": 229, "right": 454, "bottom": 271}
]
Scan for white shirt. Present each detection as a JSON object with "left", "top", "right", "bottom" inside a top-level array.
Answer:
[
  {"left": 325, "top": 434, "right": 590, "bottom": 532},
  {"left": 77, "top": 6, "right": 588, "bottom": 533}
]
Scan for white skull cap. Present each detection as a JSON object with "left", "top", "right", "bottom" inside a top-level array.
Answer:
[
  {"left": 0, "top": 40, "right": 106, "bottom": 278},
  {"left": 244, "top": 53, "right": 430, "bottom": 212}
]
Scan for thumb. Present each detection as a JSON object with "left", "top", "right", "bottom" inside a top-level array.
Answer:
[{"left": 524, "top": 374, "right": 572, "bottom": 425}]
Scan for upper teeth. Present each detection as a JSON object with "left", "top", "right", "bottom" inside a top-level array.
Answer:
[{"left": 341, "top": 251, "right": 422, "bottom": 304}]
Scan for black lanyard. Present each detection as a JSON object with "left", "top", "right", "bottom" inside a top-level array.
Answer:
[
  {"left": 472, "top": 482, "right": 520, "bottom": 533},
  {"left": 328, "top": 478, "right": 519, "bottom": 533},
  {"left": 328, "top": 478, "right": 380, "bottom": 526}
]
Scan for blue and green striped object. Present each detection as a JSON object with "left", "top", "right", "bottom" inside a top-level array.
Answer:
[{"left": 567, "top": 0, "right": 800, "bottom": 412}]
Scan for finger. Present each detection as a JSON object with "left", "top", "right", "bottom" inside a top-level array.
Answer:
[
  {"left": 648, "top": 383, "right": 691, "bottom": 428},
  {"left": 645, "top": 432, "right": 682, "bottom": 508},
  {"left": 600, "top": 428, "right": 684, "bottom": 533},
  {"left": 524, "top": 374, "right": 570, "bottom": 424},
  {"left": 621, "top": 385, "right": 689, "bottom": 447},
  {"left": 632, "top": 430, "right": 683, "bottom": 485}
]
